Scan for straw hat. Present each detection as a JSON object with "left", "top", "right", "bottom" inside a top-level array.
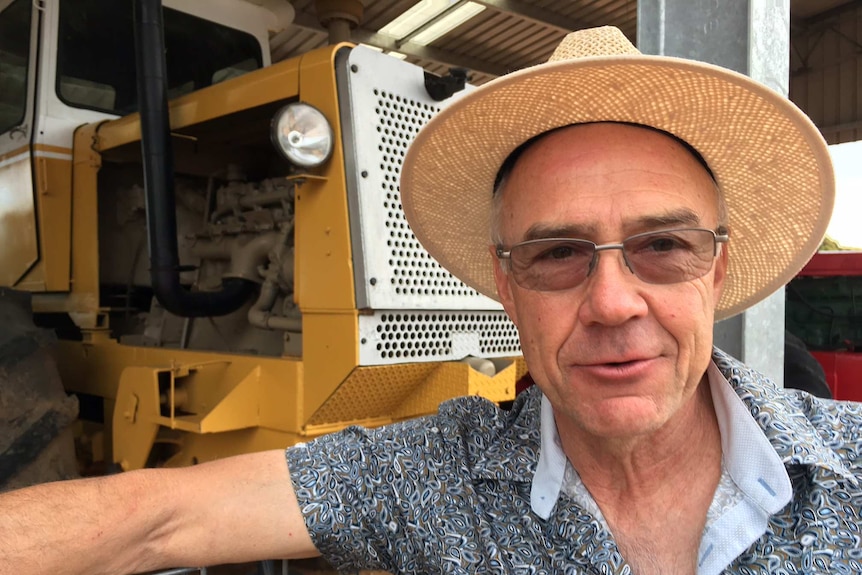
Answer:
[{"left": 400, "top": 26, "right": 834, "bottom": 321}]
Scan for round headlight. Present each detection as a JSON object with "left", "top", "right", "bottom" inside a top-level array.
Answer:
[{"left": 271, "top": 103, "right": 334, "bottom": 168}]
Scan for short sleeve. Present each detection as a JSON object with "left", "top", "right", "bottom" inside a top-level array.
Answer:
[
  {"left": 286, "top": 417, "right": 460, "bottom": 572},
  {"left": 284, "top": 394, "right": 540, "bottom": 574}
]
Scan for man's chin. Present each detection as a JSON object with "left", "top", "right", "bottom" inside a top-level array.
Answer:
[{"left": 567, "top": 396, "right": 670, "bottom": 441}]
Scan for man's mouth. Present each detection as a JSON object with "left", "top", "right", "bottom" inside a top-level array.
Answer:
[{"left": 571, "top": 356, "right": 658, "bottom": 380}]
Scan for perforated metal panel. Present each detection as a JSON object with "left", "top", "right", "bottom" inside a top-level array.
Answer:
[
  {"left": 358, "top": 311, "right": 521, "bottom": 366},
  {"left": 339, "top": 46, "right": 500, "bottom": 311},
  {"left": 337, "top": 46, "right": 521, "bottom": 366}
]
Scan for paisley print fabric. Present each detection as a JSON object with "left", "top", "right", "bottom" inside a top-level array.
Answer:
[{"left": 286, "top": 348, "right": 862, "bottom": 574}]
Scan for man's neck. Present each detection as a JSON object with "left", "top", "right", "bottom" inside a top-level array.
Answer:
[
  {"left": 555, "top": 377, "right": 723, "bottom": 575},
  {"left": 555, "top": 375, "right": 721, "bottom": 496}
]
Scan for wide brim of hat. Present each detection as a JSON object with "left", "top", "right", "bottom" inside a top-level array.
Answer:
[{"left": 400, "top": 54, "right": 834, "bottom": 322}]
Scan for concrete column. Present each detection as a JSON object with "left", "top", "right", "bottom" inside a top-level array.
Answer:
[{"left": 637, "top": 0, "right": 791, "bottom": 384}]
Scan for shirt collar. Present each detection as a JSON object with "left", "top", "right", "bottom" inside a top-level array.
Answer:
[
  {"left": 528, "top": 358, "right": 780, "bottom": 519},
  {"left": 712, "top": 348, "right": 859, "bottom": 486},
  {"left": 471, "top": 348, "right": 858, "bottom": 510},
  {"left": 528, "top": 349, "right": 850, "bottom": 519},
  {"left": 531, "top": 394, "right": 567, "bottom": 518},
  {"left": 706, "top": 360, "right": 791, "bottom": 515}
]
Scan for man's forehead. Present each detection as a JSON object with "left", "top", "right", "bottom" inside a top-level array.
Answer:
[{"left": 498, "top": 123, "right": 716, "bottom": 192}]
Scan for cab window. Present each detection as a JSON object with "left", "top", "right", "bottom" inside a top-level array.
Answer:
[
  {"left": 0, "top": 0, "right": 32, "bottom": 134},
  {"left": 57, "top": 0, "right": 263, "bottom": 115}
]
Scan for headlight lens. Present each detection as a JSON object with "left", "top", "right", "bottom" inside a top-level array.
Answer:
[{"left": 271, "top": 103, "right": 333, "bottom": 168}]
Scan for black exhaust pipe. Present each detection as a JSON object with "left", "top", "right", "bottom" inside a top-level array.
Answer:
[{"left": 133, "top": 0, "right": 254, "bottom": 317}]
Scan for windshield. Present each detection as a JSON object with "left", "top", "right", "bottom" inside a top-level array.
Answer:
[
  {"left": 57, "top": 0, "right": 263, "bottom": 115},
  {"left": 0, "top": 0, "right": 32, "bottom": 134}
]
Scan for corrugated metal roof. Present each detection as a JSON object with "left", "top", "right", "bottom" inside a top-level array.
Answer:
[
  {"left": 274, "top": 0, "right": 638, "bottom": 85},
  {"left": 265, "top": 0, "right": 860, "bottom": 141},
  {"left": 273, "top": 1, "right": 847, "bottom": 82}
]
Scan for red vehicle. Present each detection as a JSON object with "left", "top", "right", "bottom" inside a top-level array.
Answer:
[{"left": 786, "top": 251, "right": 862, "bottom": 401}]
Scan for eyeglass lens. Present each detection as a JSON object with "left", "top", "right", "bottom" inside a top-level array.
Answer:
[{"left": 507, "top": 228, "right": 720, "bottom": 291}]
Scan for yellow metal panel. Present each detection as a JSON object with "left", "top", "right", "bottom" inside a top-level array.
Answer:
[
  {"left": 112, "top": 360, "right": 264, "bottom": 469},
  {"left": 306, "top": 362, "right": 439, "bottom": 426},
  {"left": 0, "top": 146, "right": 38, "bottom": 287},
  {"left": 514, "top": 356, "right": 529, "bottom": 382},
  {"left": 57, "top": 338, "right": 306, "bottom": 469},
  {"left": 393, "top": 361, "right": 516, "bottom": 420},
  {"left": 190, "top": 364, "right": 261, "bottom": 432},
  {"left": 301, "top": 311, "right": 360, "bottom": 420},
  {"left": 13, "top": 262, "right": 46, "bottom": 292},
  {"left": 293, "top": 44, "right": 357, "bottom": 311},
  {"left": 113, "top": 366, "right": 162, "bottom": 470},
  {"left": 36, "top": 124, "right": 105, "bottom": 326},
  {"left": 159, "top": 361, "right": 260, "bottom": 433},
  {"left": 96, "top": 54, "right": 302, "bottom": 151},
  {"left": 467, "top": 360, "right": 519, "bottom": 404},
  {"left": 259, "top": 359, "right": 303, "bottom": 430},
  {"left": 15, "top": 147, "right": 74, "bottom": 292},
  {"left": 159, "top": 427, "right": 306, "bottom": 468},
  {"left": 58, "top": 331, "right": 514, "bottom": 469},
  {"left": 35, "top": 147, "right": 73, "bottom": 291},
  {"left": 55, "top": 338, "right": 303, "bottom": 431},
  {"left": 305, "top": 361, "right": 517, "bottom": 430}
]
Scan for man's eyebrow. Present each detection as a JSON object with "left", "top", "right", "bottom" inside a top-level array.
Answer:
[
  {"left": 630, "top": 208, "right": 702, "bottom": 230},
  {"left": 518, "top": 209, "right": 703, "bottom": 243},
  {"left": 522, "top": 222, "right": 597, "bottom": 242}
]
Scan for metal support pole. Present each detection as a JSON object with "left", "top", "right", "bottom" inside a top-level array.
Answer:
[{"left": 637, "top": 0, "right": 791, "bottom": 384}]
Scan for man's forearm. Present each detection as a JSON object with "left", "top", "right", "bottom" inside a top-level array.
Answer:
[
  {"left": 0, "top": 470, "right": 177, "bottom": 575},
  {"left": 0, "top": 450, "right": 319, "bottom": 575}
]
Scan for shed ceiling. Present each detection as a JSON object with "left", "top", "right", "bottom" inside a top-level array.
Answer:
[
  {"left": 272, "top": 1, "right": 851, "bottom": 79},
  {"left": 266, "top": 0, "right": 861, "bottom": 141}
]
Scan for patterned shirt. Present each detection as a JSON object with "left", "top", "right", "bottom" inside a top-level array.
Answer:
[
  {"left": 532, "top": 360, "right": 794, "bottom": 575},
  {"left": 287, "top": 349, "right": 862, "bottom": 574}
]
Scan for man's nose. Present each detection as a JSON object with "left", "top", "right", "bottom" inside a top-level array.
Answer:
[{"left": 577, "top": 249, "right": 648, "bottom": 326}]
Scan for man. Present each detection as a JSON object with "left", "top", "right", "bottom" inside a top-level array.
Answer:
[{"left": 1, "top": 26, "right": 859, "bottom": 575}]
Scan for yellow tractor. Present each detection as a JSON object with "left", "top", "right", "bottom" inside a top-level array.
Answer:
[{"left": 0, "top": 0, "right": 519, "bottom": 489}]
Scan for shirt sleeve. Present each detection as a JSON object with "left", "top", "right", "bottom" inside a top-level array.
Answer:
[{"left": 286, "top": 415, "right": 463, "bottom": 572}]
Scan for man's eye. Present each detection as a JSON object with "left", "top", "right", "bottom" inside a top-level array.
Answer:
[
  {"left": 532, "top": 242, "right": 591, "bottom": 263},
  {"left": 546, "top": 245, "right": 575, "bottom": 259},
  {"left": 641, "top": 235, "right": 690, "bottom": 253},
  {"left": 648, "top": 238, "right": 679, "bottom": 252}
]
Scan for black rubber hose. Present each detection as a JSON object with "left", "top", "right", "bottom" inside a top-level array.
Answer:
[{"left": 133, "top": 0, "right": 254, "bottom": 317}]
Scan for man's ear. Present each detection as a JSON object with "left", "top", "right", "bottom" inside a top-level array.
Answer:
[{"left": 490, "top": 245, "right": 519, "bottom": 328}]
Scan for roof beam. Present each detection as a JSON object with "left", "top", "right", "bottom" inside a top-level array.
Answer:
[
  {"left": 792, "top": 0, "right": 862, "bottom": 29},
  {"left": 472, "top": 0, "right": 588, "bottom": 34},
  {"left": 353, "top": 30, "right": 509, "bottom": 76},
  {"left": 820, "top": 118, "right": 862, "bottom": 136},
  {"left": 290, "top": 10, "right": 509, "bottom": 78}
]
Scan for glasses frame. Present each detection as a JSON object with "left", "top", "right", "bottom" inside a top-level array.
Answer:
[{"left": 495, "top": 227, "right": 729, "bottom": 291}]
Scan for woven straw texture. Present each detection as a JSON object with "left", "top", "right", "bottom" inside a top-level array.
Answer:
[{"left": 400, "top": 27, "right": 834, "bottom": 321}]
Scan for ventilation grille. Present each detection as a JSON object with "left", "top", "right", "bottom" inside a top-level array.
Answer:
[
  {"left": 341, "top": 47, "right": 520, "bottom": 365},
  {"left": 359, "top": 311, "right": 521, "bottom": 365},
  {"left": 342, "top": 46, "right": 501, "bottom": 310},
  {"left": 374, "top": 89, "right": 479, "bottom": 299}
]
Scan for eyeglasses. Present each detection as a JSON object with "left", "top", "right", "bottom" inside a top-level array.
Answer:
[{"left": 496, "top": 227, "right": 728, "bottom": 292}]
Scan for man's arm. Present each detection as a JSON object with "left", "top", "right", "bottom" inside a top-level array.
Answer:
[{"left": 0, "top": 449, "right": 319, "bottom": 575}]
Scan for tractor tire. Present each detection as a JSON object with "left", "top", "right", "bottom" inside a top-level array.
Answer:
[{"left": 0, "top": 288, "right": 79, "bottom": 492}]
